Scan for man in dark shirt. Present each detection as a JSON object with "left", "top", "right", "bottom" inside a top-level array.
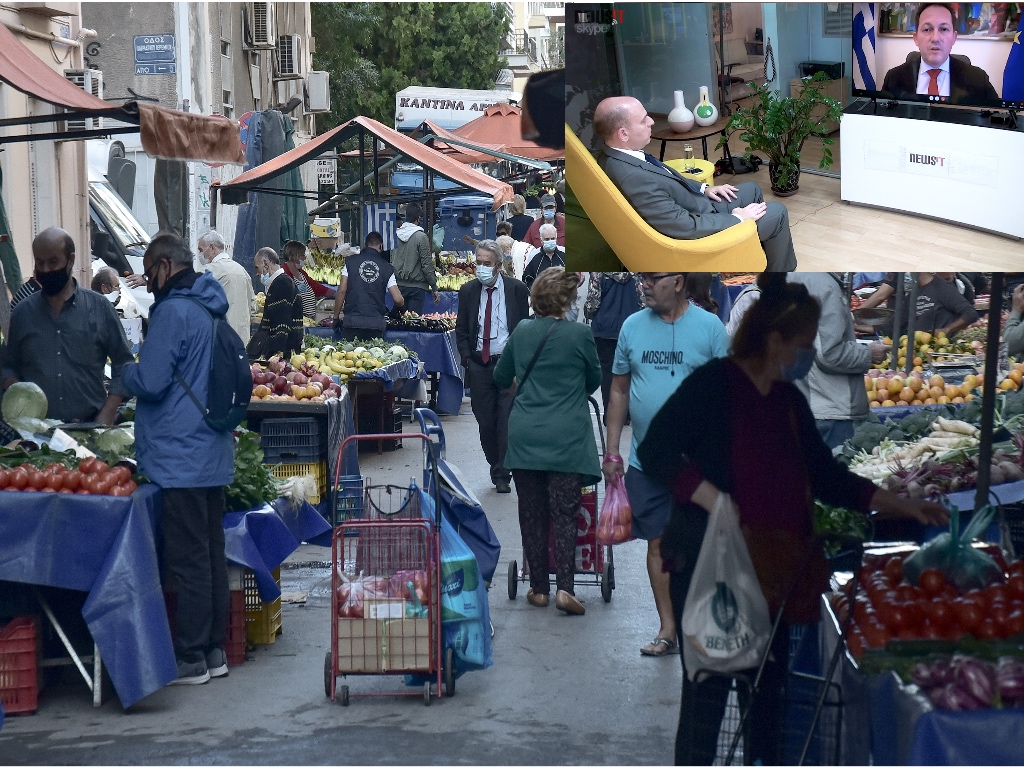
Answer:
[
  {"left": 1, "top": 227, "right": 133, "bottom": 424},
  {"left": 907, "top": 272, "right": 980, "bottom": 337},
  {"left": 332, "top": 231, "right": 405, "bottom": 341}
]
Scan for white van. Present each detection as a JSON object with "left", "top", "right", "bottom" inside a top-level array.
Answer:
[{"left": 88, "top": 173, "right": 153, "bottom": 319}]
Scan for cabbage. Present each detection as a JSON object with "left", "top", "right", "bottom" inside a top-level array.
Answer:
[
  {"left": 388, "top": 346, "right": 409, "bottom": 360},
  {"left": 2, "top": 381, "right": 48, "bottom": 421},
  {"left": 368, "top": 347, "right": 385, "bottom": 358},
  {"left": 95, "top": 427, "right": 135, "bottom": 458}
]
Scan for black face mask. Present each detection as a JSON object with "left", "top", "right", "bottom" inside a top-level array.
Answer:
[{"left": 36, "top": 263, "right": 72, "bottom": 296}]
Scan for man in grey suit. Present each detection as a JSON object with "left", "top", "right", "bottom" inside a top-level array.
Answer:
[{"left": 592, "top": 96, "right": 797, "bottom": 271}]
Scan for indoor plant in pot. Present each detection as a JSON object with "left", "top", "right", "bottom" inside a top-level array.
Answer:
[{"left": 715, "top": 72, "right": 844, "bottom": 196}]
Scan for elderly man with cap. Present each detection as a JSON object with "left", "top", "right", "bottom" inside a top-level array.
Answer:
[{"left": 522, "top": 193, "right": 565, "bottom": 248}]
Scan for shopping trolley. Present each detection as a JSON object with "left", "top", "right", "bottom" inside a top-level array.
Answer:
[
  {"left": 324, "top": 432, "right": 455, "bottom": 706},
  {"left": 507, "top": 396, "right": 615, "bottom": 602}
]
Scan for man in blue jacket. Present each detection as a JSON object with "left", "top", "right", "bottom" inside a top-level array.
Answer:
[{"left": 122, "top": 233, "right": 234, "bottom": 686}]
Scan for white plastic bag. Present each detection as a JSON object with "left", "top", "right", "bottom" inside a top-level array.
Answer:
[{"left": 681, "top": 492, "right": 772, "bottom": 682}]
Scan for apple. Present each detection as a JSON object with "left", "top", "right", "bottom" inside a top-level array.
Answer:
[{"left": 292, "top": 372, "right": 307, "bottom": 386}]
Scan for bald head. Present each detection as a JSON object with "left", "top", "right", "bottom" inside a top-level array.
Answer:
[
  {"left": 32, "top": 227, "right": 75, "bottom": 265},
  {"left": 593, "top": 96, "right": 653, "bottom": 151}
]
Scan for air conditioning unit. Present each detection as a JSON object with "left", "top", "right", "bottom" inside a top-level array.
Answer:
[
  {"left": 245, "top": 2, "right": 275, "bottom": 49},
  {"left": 306, "top": 70, "right": 330, "bottom": 113},
  {"left": 275, "top": 33, "right": 301, "bottom": 79},
  {"left": 63, "top": 68, "right": 103, "bottom": 132}
]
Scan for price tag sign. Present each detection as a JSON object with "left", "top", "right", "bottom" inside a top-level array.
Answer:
[{"left": 317, "top": 159, "right": 336, "bottom": 185}]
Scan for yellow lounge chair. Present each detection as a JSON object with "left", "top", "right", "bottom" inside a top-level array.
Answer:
[{"left": 565, "top": 126, "right": 767, "bottom": 271}]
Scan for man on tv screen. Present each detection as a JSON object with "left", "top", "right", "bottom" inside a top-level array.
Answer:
[{"left": 881, "top": 2, "right": 999, "bottom": 102}]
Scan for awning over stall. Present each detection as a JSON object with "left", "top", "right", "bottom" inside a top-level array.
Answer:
[
  {"left": 217, "top": 115, "right": 513, "bottom": 210},
  {"left": 0, "top": 22, "right": 243, "bottom": 164},
  {"left": 431, "top": 103, "right": 564, "bottom": 162}
]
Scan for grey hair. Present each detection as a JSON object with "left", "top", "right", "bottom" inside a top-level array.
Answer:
[
  {"left": 256, "top": 247, "right": 281, "bottom": 266},
  {"left": 495, "top": 235, "right": 514, "bottom": 254},
  {"left": 475, "top": 239, "right": 503, "bottom": 267},
  {"left": 539, "top": 223, "right": 557, "bottom": 238},
  {"left": 146, "top": 232, "right": 194, "bottom": 267},
  {"left": 201, "top": 229, "right": 227, "bottom": 250}
]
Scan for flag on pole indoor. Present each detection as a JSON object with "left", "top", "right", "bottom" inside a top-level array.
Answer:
[
  {"left": 1003, "top": 31, "right": 1024, "bottom": 102},
  {"left": 853, "top": 3, "right": 878, "bottom": 91}
]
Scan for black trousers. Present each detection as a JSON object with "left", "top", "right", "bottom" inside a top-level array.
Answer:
[
  {"left": 400, "top": 287, "right": 427, "bottom": 315},
  {"left": 341, "top": 326, "right": 384, "bottom": 342},
  {"left": 161, "top": 487, "right": 229, "bottom": 663},
  {"left": 593, "top": 335, "right": 618, "bottom": 417},
  {"left": 670, "top": 569, "right": 788, "bottom": 766},
  {"left": 466, "top": 357, "right": 514, "bottom": 482}
]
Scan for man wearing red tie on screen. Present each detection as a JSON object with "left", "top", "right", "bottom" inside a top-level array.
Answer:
[
  {"left": 881, "top": 3, "right": 999, "bottom": 102},
  {"left": 455, "top": 240, "right": 530, "bottom": 494}
]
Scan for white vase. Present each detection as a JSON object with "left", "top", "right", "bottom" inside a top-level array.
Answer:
[
  {"left": 666, "top": 90, "right": 694, "bottom": 133},
  {"left": 693, "top": 85, "right": 719, "bottom": 127}
]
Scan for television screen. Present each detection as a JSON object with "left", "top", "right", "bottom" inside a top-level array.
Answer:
[{"left": 851, "top": 2, "right": 1024, "bottom": 110}]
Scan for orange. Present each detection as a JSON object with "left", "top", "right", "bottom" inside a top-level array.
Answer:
[
  {"left": 900, "top": 387, "right": 915, "bottom": 403},
  {"left": 937, "top": 396, "right": 950, "bottom": 404},
  {"left": 929, "top": 386, "right": 945, "bottom": 399},
  {"left": 908, "top": 377, "right": 924, "bottom": 393},
  {"left": 929, "top": 375, "right": 945, "bottom": 388},
  {"left": 945, "top": 384, "right": 960, "bottom": 399},
  {"left": 1009, "top": 370, "right": 1023, "bottom": 385},
  {"left": 952, "top": 396, "right": 965, "bottom": 404},
  {"left": 882, "top": 399, "right": 896, "bottom": 407},
  {"left": 1000, "top": 379, "right": 1017, "bottom": 391},
  {"left": 924, "top": 397, "right": 937, "bottom": 404},
  {"left": 965, "top": 393, "right": 975, "bottom": 402}
]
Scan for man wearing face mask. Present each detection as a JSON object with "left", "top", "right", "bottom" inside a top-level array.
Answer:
[
  {"left": 1, "top": 227, "right": 133, "bottom": 424},
  {"left": 121, "top": 232, "right": 235, "bottom": 686},
  {"left": 247, "top": 248, "right": 303, "bottom": 360},
  {"left": 788, "top": 273, "right": 890, "bottom": 449},
  {"left": 199, "top": 230, "right": 255, "bottom": 345},
  {"left": 455, "top": 240, "right": 530, "bottom": 494},
  {"left": 522, "top": 223, "right": 566, "bottom": 290},
  {"left": 332, "top": 231, "right": 405, "bottom": 341},
  {"left": 522, "top": 193, "right": 565, "bottom": 249},
  {"left": 92, "top": 267, "right": 144, "bottom": 352}
]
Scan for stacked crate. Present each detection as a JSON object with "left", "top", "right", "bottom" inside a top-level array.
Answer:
[
  {"left": 260, "top": 417, "right": 328, "bottom": 503},
  {"left": 0, "top": 616, "right": 40, "bottom": 714},
  {"left": 244, "top": 568, "right": 283, "bottom": 646}
]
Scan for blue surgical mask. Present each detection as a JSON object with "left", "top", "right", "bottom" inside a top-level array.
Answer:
[
  {"left": 476, "top": 265, "right": 495, "bottom": 285},
  {"left": 260, "top": 272, "right": 271, "bottom": 287},
  {"left": 542, "top": 240, "right": 557, "bottom": 253},
  {"left": 542, "top": 208, "right": 555, "bottom": 220},
  {"left": 783, "top": 346, "right": 816, "bottom": 382}
]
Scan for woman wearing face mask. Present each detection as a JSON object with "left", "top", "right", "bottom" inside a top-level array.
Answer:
[
  {"left": 281, "top": 239, "right": 336, "bottom": 319},
  {"left": 247, "top": 247, "right": 303, "bottom": 360},
  {"left": 637, "top": 273, "right": 948, "bottom": 766}
]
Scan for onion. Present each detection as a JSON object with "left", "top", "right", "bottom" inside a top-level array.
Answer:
[
  {"left": 955, "top": 657, "right": 996, "bottom": 706},
  {"left": 997, "top": 657, "right": 1024, "bottom": 701},
  {"left": 253, "top": 371, "right": 267, "bottom": 385},
  {"left": 292, "top": 372, "right": 307, "bottom": 386},
  {"left": 267, "top": 355, "right": 284, "bottom": 374},
  {"left": 938, "top": 683, "right": 987, "bottom": 711}
]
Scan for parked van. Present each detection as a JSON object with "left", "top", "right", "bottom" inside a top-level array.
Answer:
[{"left": 88, "top": 173, "right": 153, "bottom": 318}]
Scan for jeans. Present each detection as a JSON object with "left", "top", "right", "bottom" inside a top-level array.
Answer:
[
  {"left": 161, "top": 487, "right": 229, "bottom": 663},
  {"left": 400, "top": 287, "right": 427, "bottom": 314}
]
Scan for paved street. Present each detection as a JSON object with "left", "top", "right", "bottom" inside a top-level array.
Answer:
[{"left": 0, "top": 402, "right": 683, "bottom": 765}]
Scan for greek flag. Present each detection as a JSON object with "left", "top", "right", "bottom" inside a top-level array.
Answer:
[
  {"left": 853, "top": 3, "right": 878, "bottom": 91},
  {"left": 1004, "top": 31, "right": 1024, "bottom": 102},
  {"left": 363, "top": 203, "right": 399, "bottom": 251}
]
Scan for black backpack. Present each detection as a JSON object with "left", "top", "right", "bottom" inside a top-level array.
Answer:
[{"left": 171, "top": 297, "right": 251, "bottom": 432}]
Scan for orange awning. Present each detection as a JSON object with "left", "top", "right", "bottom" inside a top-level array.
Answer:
[
  {"left": 0, "top": 22, "right": 242, "bottom": 164},
  {"left": 451, "top": 103, "right": 564, "bottom": 161},
  {"left": 218, "top": 115, "right": 513, "bottom": 209}
]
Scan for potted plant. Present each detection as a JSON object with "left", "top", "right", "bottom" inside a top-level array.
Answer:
[{"left": 715, "top": 72, "right": 844, "bottom": 196}]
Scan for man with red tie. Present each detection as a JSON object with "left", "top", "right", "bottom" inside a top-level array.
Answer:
[
  {"left": 881, "top": 3, "right": 998, "bottom": 103},
  {"left": 455, "top": 240, "right": 530, "bottom": 494}
]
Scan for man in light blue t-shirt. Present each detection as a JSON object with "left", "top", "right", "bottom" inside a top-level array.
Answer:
[{"left": 603, "top": 272, "right": 729, "bottom": 657}]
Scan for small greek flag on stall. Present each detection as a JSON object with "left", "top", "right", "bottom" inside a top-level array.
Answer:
[
  {"left": 1003, "top": 31, "right": 1024, "bottom": 102},
  {"left": 363, "top": 203, "right": 399, "bottom": 251},
  {"left": 853, "top": 3, "right": 878, "bottom": 92}
]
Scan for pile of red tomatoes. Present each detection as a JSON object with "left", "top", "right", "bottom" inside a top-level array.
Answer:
[
  {"left": 0, "top": 457, "right": 137, "bottom": 496},
  {"left": 831, "top": 549, "right": 1024, "bottom": 661}
]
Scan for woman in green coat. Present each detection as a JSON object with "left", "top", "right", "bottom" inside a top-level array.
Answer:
[{"left": 494, "top": 268, "right": 602, "bottom": 615}]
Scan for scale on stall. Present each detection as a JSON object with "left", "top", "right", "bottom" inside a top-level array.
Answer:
[{"left": 925, "top": 353, "right": 982, "bottom": 385}]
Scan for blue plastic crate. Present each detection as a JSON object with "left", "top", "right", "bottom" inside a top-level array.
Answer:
[{"left": 334, "top": 475, "right": 364, "bottom": 526}]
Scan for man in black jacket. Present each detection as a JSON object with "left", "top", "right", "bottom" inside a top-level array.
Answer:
[
  {"left": 333, "top": 232, "right": 404, "bottom": 341},
  {"left": 455, "top": 240, "right": 530, "bottom": 493},
  {"left": 881, "top": 3, "right": 999, "bottom": 102}
]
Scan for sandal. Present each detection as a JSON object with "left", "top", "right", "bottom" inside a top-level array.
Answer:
[{"left": 640, "top": 637, "right": 679, "bottom": 657}]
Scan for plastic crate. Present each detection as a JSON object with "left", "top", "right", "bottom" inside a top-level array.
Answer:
[
  {"left": 0, "top": 616, "right": 39, "bottom": 715},
  {"left": 244, "top": 568, "right": 282, "bottom": 646},
  {"left": 260, "top": 417, "right": 324, "bottom": 463},
  {"left": 226, "top": 590, "right": 246, "bottom": 666},
  {"left": 334, "top": 474, "right": 364, "bottom": 526},
  {"left": 269, "top": 461, "right": 327, "bottom": 505},
  {"left": 1004, "top": 503, "right": 1024, "bottom": 555}
]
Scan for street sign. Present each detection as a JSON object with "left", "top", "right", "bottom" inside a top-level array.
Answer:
[
  {"left": 317, "top": 159, "right": 336, "bottom": 185},
  {"left": 134, "top": 34, "right": 176, "bottom": 76}
]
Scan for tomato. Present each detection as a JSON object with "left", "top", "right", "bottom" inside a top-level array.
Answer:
[
  {"left": 884, "top": 557, "right": 905, "bottom": 583},
  {"left": 1007, "top": 575, "right": 1024, "bottom": 599},
  {"left": 862, "top": 621, "right": 891, "bottom": 648},
  {"left": 854, "top": 599, "right": 875, "bottom": 626},
  {"left": 39, "top": 486, "right": 56, "bottom": 493},
  {"left": 847, "top": 629, "right": 866, "bottom": 661},
  {"left": 921, "top": 620, "right": 942, "bottom": 640},
  {"left": 57, "top": 487, "right": 73, "bottom": 494},
  {"left": 0, "top": 469, "right": 10, "bottom": 489},
  {"left": 8, "top": 467, "right": 28, "bottom": 490},
  {"left": 927, "top": 599, "right": 954, "bottom": 628},
  {"left": 1005, "top": 610, "right": 1024, "bottom": 637},
  {"left": 919, "top": 568, "right": 946, "bottom": 596},
  {"left": 44, "top": 463, "right": 64, "bottom": 474},
  {"left": 877, "top": 603, "right": 907, "bottom": 633},
  {"left": 93, "top": 472, "right": 117, "bottom": 495},
  {"left": 43, "top": 472, "right": 63, "bottom": 491},
  {"left": 108, "top": 466, "right": 132, "bottom": 486},
  {"left": 975, "top": 618, "right": 999, "bottom": 640},
  {"left": 78, "top": 458, "right": 96, "bottom": 474},
  {"left": 895, "top": 584, "right": 919, "bottom": 603},
  {"left": 123, "top": 480, "right": 138, "bottom": 495},
  {"left": 22, "top": 486, "right": 37, "bottom": 493},
  {"left": 1009, "top": 561, "right": 1024, "bottom": 578},
  {"left": 110, "top": 484, "right": 131, "bottom": 497},
  {"left": 79, "top": 475, "right": 100, "bottom": 494},
  {"left": 953, "top": 599, "right": 983, "bottom": 632},
  {"left": 26, "top": 470, "right": 47, "bottom": 490},
  {"left": 902, "top": 599, "right": 924, "bottom": 627},
  {"left": 61, "top": 470, "right": 82, "bottom": 492}
]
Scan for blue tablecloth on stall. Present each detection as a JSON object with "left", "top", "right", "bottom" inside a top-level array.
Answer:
[
  {"left": 352, "top": 357, "right": 418, "bottom": 391},
  {"left": 384, "top": 330, "right": 463, "bottom": 415},
  {"left": 873, "top": 403, "right": 964, "bottom": 421},
  {"left": 946, "top": 479, "right": 1024, "bottom": 510},
  {"left": 0, "top": 484, "right": 176, "bottom": 708},
  {"left": 223, "top": 499, "right": 332, "bottom": 601},
  {"left": 385, "top": 290, "right": 459, "bottom": 315}
]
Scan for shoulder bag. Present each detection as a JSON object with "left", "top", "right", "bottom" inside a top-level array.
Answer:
[{"left": 515, "top": 318, "right": 557, "bottom": 394}]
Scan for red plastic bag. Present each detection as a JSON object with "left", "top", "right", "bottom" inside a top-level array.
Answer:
[
  {"left": 596, "top": 474, "right": 632, "bottom": 545},
  {"left": 336, "top": 574, "right": 390, "bottom": 618}
]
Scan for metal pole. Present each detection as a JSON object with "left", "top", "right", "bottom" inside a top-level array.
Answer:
[
  {"left": 975, "top": 272, "right": 1004, "bottom": 512},
  {"left": 358, "top": 129, "right": 366, "bottom": 245},
  {"left": 890, "top": 273, "right": 904, "bottom": 371},
  {"left": 905, "top": 275, "right": 919, "bottom": 378}
]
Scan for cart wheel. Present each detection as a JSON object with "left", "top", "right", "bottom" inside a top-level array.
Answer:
[
  {"left": 607, "top": 546, "right": 616, "bottom": 589},
  {"left": 324, "top": 651, "right": 334, "bottom": 699},
  {"left": 340, "top": 685, "right": 350, "bottom": 707},
  {"left": 601, "top": 557, "right": 613, "bottom": 603},
  {"left": 444, "top": 647, "right": 456, "bottom": 697},
  {"left": 423, "top": 680, "right": 432, "bottom": 705},
  {"left": 507, "top": 560, "right": 518, "bottom": 600}
]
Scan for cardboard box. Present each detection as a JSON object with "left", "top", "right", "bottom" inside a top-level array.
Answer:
[
  {"left": 381, "top": 618, "right": 431, "bottom": 672},
  {"left": 336, "top": 618, "right": 383, "bottom": 673},
  {"left": 364, "top": 598, "right": 407, "bottom": 620}
]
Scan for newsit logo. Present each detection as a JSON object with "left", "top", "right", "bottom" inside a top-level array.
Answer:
[
  {"left": 575, "top": 8, "right": 624, "bottom": 34},
  {"left": 909, "top": 153, "right": 947, "bottom": 167}
]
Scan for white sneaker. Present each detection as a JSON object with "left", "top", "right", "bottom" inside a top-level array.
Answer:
[
  {"left": 205, "top": 647, "right": 229, "bottom": 678},
  {"left": 168, "top": 657, "right": 210, "bottom": 686}
]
